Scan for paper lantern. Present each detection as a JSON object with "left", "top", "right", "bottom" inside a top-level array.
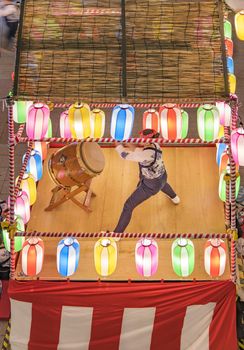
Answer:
[
  {"left": 218, "top": 125, "right": 224, "bottom": 139},
  {"left": 26, "top": 103, "right": 50, "bottom": 140},
  {"left": 225, "top": 38, "right": 233, "bottom": 57},
  {"left": 90, "top": 109, "right": 105, "bottom": 138},
  {"left": 16, "top": 173, "right": 36, "bottom": 206},
  {"left": 68, "top": 102, "right": 91, "bottom": 138},
  {"left": 197, "top": 104, "right": 220, "bottom": 141},
  {"left": 2, "top": 215, "right": 25, "bottom": 252},
  {"left": 224, "top": 20, "right": 232, "bottom": 39},
  {"left": 24, "top": 150, "right": 42, "bottom": 181},
  {"left": 216, "top": 143, "right": 227, "bottom": 166},
  {"left": 60, "top": 110, "right": 71, "bottom": 138},
  {"left": 135, "top": 238, "right": 158, "bottom": 277},
  {"left": 13, "top": 101, "right": 32, "bottom": 123},
  {"left": 215, "top": 102, "right": 231, "bottom": 126},
  {"left": 219, "top": 168, "right": 240, "bottom": 202},
  {"left": 13, "top": 191, "right": 30, "bottom": 224},
  {"left": 21, "top": 237, "right": 44, "bottom": 276},
  {"left": 143, "top": 109, "right": 160, "bottom": 132},
  {"left": 160, "top": 104, "right": 182, "bottom": 140},
  {"left": 218, "top": 149, "right": 238, "bottom": 174},
  {"left": 45, "top": 118, "right": 52, "bottom": 138},
  {"left": 231, "top": 127, "right": 244, "bottom": 165},
  {"left": 171, "top": 238, "right": 195, "bottom": 277},
  {"left": 57, "top": 238, "right": 80, "bottom": 277},
  {"left": 228, "top": 74, "right": 236, "bottom": 94},
  {"left": 94, "top": 238, "right": 117, "bottom": 276},
  {"left": 204, "top": 239, "right": 226, "bottom": 277},
  {"left": 227, "top": 57, "right": 234, "bottom": 74},
  {"left": 110, "top": 104, "right": 134, "bottom": 141},
  {"left": 31, "top": 142, "right": 48, "bottom": 161},
  {"left": 181, "top": 109, "right": 189, "bottom": 139},
  {"left": 235, "top": 11, "right": 244, "bottom": 40}
]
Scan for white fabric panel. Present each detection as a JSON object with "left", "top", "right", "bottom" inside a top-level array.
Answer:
[
  {"left": 58, "top": 306, "right": 93, "bottom": 350},
  {"left": 180, "top": 303, "right": 216, "bottom": 350},
  {"left": 10, "top": 299, "right": 32, "bottom": 350},
  {"left": 119, "top": 307, "right": 156, "bottom": 350}
]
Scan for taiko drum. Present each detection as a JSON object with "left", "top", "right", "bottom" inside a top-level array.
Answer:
[{"left": 48, "top": 142, "right": 105, "bottom": 187}]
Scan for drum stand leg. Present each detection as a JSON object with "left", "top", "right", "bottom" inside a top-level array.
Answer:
[{"left": 45, "top": 181, "right": 96, "bottom": 212}]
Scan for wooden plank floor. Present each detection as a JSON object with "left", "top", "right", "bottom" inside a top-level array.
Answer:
[{"left": 27, "top": 147, "right": 225, "bottom": 233}]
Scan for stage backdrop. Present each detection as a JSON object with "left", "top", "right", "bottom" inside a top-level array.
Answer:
[{"left": 8, "top": 280, "right": 236, "bottom": 350}]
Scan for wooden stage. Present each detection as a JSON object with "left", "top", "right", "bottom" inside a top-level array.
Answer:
[{"left": 15, "top": 147, "right": 230, "bottom": 281}]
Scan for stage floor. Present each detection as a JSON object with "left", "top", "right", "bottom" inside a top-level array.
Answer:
[{"left": 27, "top": 147, "right": 225, "bottom": 234}]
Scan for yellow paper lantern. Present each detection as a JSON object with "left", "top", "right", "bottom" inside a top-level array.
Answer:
[
  {"left": 235, "top": 11, "right": 244, "bottom": 40},
  {"left": 228, "top": 74, "right": 236, "bottom": 94},
  {"left": 68, "top": 102, "right": 91, "bottom": 138},
  {"left": 94, "top": 238, "right": 117, "bottom": 277},
  {"left": 16, "top": 173, "right": 37, "bottom": 206},
  {"left": 90, "top": 109, "right": 105, "bottom": 138}
]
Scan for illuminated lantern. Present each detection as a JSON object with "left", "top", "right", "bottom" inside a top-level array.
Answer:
[
  {"left": 94, "top": 238, "right": 117, "bottom": 276},
  {"left": 45, "top": 118, "right": 52, "bottom": 138},
  {"left": 16, "top": 173, "right": 36, "bottom": 206},
  {"left": 21, "top": 237, "right": 44, "bottom": 276},
  {"left": 225, "top": 38, "right": 233, "bottom": 57},
  {"left": 216, "top": 102, "right": 231, "bottom": 126},
  {"left": 13, "top": 191, "right": 30, "bottom": 224},
  {"left": 110, "top": 104, "right": 134, "bottom": 141},
  {"left": 235, "top": 11, "right": 244, "bottom": 40},
  {"left": 181, "top": 109, "right": 189, "bottom": 139},
  {"left": 13, "top": 101, "right": 32, "bottom": 124},
  {"left": 2, "top": 215, "right": 25, "bottom": 252},
  {"left": 68, "top": 102, "right": 91, "bottom": 138},
  {"left": 57, "top": 238, "right": 80, "bottom": 277},
  {"left": 218, "top": 125, "right": 224, "bottom": 139},
  {"left": 31, "top": 142, "right": 48, "bottom": 161},
  {"left": 90, "top": 109, "right": 105, "bottom": 138},
  {"left": 24, "top": 150, "right": 42, "bottom": 181},
  {"left": 231, "top": 127, "right": 244, "bottom": 165},
  {"left": 219, "top": 167, "right": 240, "bottom": 201},
  {"left": 160, "top": 104, "right": 182, "bottom": 140},
  {"left": 60, "top": 110, "right": 71, "bottom": 138},
  {"left": 216, "top": 143, "right": 227, "bottom": 166},
  {"left": 11, "top": 71, "right": 14, "bottom": 81},
  {"left": 26, "top": 103, "right": 50, "bottom": 140},
  {"left": 197, "top": 104, "right": 220, "bottom": 141},
  {"left": 204, "top": 239, "right": 226, "bottom": 277},
  {"left": 218, "top": 148, "right": 239, "bottom": 175},
  {"left": 227, "top": 57, "right": 234, "bottom": 74},
  {"left": 143, "top": 109, "right": 160, "bottom": 132},
  {"left": 228, "top": 74, "right": 236, "bottom": 94},
  {"left": 224, "top": 20, "right": 232, "bottom": 39},
  {"left": 171, "top": 238, "right": 195, "bottom": 277},
  {"left": 135, "top": 238, "right": 158, "bottom": 277}
]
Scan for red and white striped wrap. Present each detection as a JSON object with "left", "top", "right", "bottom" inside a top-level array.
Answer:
[
  {"left": 231, "top": 239, "right": 236, "bottom": 282},
  {"left": 143, "top": 109, "right": 160, "bottom": 132},
  {"left": 230, "top": 96, "right": 238, "bottom": 230},
  {"left": 14, "top": 143, "right": 33, "bottom": 199}
]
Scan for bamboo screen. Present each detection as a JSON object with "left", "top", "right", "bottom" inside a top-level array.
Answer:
[{"left": 14, "top": 0, "right": 228, "bottom": 104}]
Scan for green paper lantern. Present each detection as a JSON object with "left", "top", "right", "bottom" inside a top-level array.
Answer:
[
  {"left": 224, "top": 20, "right": 232, "bottom": 39},
  {"left": 171, "top": 238, "right": 195, "bottom": 277},
  {"left": 197, "top": 104, "right": 220, "bottom": 142},
  {"left": 45, "top": 118, "right": 52, "bottom": 137},
  {"left": 218, "top": 168, "right": 240, "bottom": 202},
  {"left": 181, "top": 110, "right": 189, "bottom": 139},
  {"left": 3, "top": 215, "right": 25, "bottom": 252},
  {"left": 13, "top": 101, "right": 33, "bottom": 124}
]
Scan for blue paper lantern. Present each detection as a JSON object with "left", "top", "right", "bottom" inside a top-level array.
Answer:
[
  {"left": 110, "top": 104, "right": 134, "bottom": 141},
  {"left": 57, "top": 238, "right": 80, "bottom": 277},
  {"left": 24, "top": 150, "right": 42, "bottom": 181},
  {"left": 227, "top": 57, "right": 234, "bottom": 74},
  {"left": 216, "top": 143, "right": 227, "bottom": 166}
]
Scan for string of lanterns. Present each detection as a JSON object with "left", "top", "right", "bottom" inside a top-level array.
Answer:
[{"left": 15, "top": 237, "right": 227, "bottom": 279}]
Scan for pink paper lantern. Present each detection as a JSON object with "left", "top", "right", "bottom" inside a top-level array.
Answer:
[
  {"left": 231, "top": 127, "right": 244, "bottom": 166},
  {"left": 21, "top": 237, "right": 44, "bottom": 276},
  {"left": 215, "top": 102, "right": 231, "bottom": 126},
  {"left": 26, "top": 103, "right": 50, "bottom": 140},
  {"left": 204, "top": 239, "right": 226, "bottom": 277},
  {"left": 159, "top": 104, "right": 182, "bottom": 140},
  {"left": 135, "top": 238, "right": 158, "bottom": 277},
  {"left": 143, "top": 109, "right": 160, "bottom": 132},
  {"left": 13, "top": 191, "right": 30, "bottom": 224},
  {"left": 60, "top": 110, "right": 71, "bottom": 138}
]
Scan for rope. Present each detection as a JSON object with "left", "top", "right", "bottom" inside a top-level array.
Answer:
[
  {"left": 14, "top": 231, "right": 232, "bottom": 240},
  {"left": 14, "top": 143, "right": 33, "bottom": 199},
  {"left": 224, "top": 127, "right": 231, "bottom": 227},
  {"left": 230, "top": 96, "right": 238, "bottom": 230},
  {"left": 17, "top": 136, "right": 228, "bottom": 145}
]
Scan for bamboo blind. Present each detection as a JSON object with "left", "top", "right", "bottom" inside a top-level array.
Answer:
[{"left": 13, "top": 0, "right": 228, "bottom": 104}]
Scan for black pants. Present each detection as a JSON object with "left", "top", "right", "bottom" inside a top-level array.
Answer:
[{"left": 6, "top": 21, "right": 18, "bottom": 41}]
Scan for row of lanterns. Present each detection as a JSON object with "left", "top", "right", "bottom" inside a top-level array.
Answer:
[
  {"left": 224, "top": 19, "right": 236, "bottom": 92},
  {"left": 16, "top": 237, "right": 227, "bottom": 278}
]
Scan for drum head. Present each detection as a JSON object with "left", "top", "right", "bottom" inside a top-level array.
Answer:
[{"left": 79, "top": 142, "right": 105, "bottom": 173}]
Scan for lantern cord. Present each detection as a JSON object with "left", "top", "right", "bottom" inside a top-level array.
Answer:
[
  {"left": 14, "top": 143, "right": 33, "bottom": 199},
  {"left": 14, "top": 231, "right": 232, "bottom": 240}
]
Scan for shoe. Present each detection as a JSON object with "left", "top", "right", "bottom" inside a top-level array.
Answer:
[{"left": 167, "top": 195, "right": 180, "bottom": 204}]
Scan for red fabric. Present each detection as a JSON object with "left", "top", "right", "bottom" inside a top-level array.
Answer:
[
  {"left": 8, "top": 280, "right": 237, "bottom": 350},
  {"left": 0, "top": 280, "right": 10, "bottom": 319}
]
